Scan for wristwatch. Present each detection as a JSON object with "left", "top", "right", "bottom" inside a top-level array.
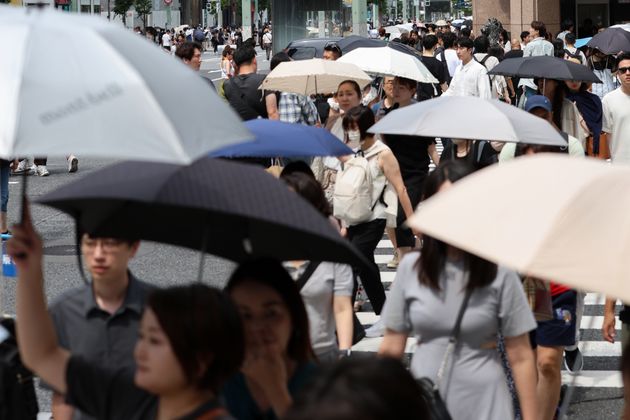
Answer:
[{"left": 339, "top": 349, "right": 352, "bottom": 358}]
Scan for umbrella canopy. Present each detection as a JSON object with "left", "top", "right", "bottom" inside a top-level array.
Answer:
[
  {"left": 369, "top": 96, "right": 567, "bottom": 146},
  {"left": 586, "top": 25, "right": 630, "bottom": 55},
  {"left": 336, "top": 35, "right": 386, "bottom": 54},
  {"left": 0, "top": 6, "right": 250, "bottom": 164},
  {"left": 575, "top": 37, "right": 592, "bottom": 49},
  {"left": 37, "top": 157, "right": 380, "bottom": 300},
  {"left": 383, "top": 25, "right": 409, "bottom": 35},
  {"left": 209, "top": 119, "right": 353, "bottom": 158},
  {"left": 258, "top": 58, "right": 372, "bottom": 95},
  {"left": 487, "top": 56, "right": 601, "bottom": 83},
  {"left": 338, "top": 46, "right": 438, "bottom": 83},
  {"left": 407, "top": 155, "right": 630, "bottom": 303}
]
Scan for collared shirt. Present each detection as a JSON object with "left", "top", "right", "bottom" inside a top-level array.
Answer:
[
  {"left": 519, "top": 37, "right": 554, "bottom": 90},
  {"left": 278, "top": 93, "right": 320, "bottom": 126},
  {"left": 48, "top": 273, "right": 154, "bottom": 420},
  {"left": 443, "top": 59, "right": 492, "bottom": 99}
]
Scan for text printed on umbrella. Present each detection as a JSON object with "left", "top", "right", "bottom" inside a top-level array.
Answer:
[{"left": 39, "top": 83, "right": 124, "bottom": 125}]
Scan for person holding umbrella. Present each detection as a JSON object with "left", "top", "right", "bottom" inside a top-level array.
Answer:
[
  {"left": 379, "top": 161, "right": 538, "bottom": 420},
  {"left": 588, "top": 48, "right": 619, "bottom": 100},
  {"left": 8, "top": 207, "right": 245, "bottom": 420}
]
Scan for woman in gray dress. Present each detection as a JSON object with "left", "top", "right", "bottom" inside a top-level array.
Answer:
[{"left": 379, "top": 161, "right": 538, "bottom": 420}]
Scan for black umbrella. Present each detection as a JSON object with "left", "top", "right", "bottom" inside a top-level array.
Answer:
[
  {"left": 488, "top": 56, "right": 602, "bottom": 83},
  {"left": 37, "top": 158, "right": 385, "bottom": 312},
  {"left": 586, "top": 26, "right": 630, "bottom": 55},
  {"left": 337, "top": 35, "right": 386, "bottom": 54}
]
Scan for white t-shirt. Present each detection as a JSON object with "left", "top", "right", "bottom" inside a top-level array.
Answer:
[
  {"left": 442, "top": 59, "right": 492, "bottom": 99},
  {"left": 602, "top": 87, "right": 630, "bottom": 165},
  {"left": 437, "top": 49, "right": 461, "bottom": 77},
  {"left": 262, "top": 32, "right": 272, "bottom": 45},
  {"left": 162, "top": 33, "right": 171, "bottom": 47}
]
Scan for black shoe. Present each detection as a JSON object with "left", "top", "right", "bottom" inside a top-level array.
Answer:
[{"left": 564, "top": 348, "right": 584, "bottom": 373}]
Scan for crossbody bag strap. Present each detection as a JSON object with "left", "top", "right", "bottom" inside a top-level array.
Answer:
[
  {"left": 296, "top": 261, "right": 322, "bottom": 291},
  {"left": 434, "top": 288, "right": 473, "bottom": 390}
]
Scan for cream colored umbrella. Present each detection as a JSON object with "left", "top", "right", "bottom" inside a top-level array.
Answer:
[
  {"left": 258, "top": 58, "right": 372, "bottom": 96},
  {"left": 407, "top": 154, "right": 630, "bottom": 302}
]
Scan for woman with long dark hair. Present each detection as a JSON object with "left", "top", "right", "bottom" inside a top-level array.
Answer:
[
  {"left": 222, "top": 259, "right": 317, "bottom": 420},
  {"left": 379, "top": 161, "right": 538, "bottom": 420}
]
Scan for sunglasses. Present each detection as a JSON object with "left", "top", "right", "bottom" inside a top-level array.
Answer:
[
  {"left": 619, "top": 66, "right": 630, "bottom": 74},
  {"left": 324, "top": 42, "right": 342, "bottom": 53}
]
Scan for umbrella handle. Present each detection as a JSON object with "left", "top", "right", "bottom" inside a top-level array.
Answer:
[{"left": 13, "top": 172, "right": 29, "bottom": 261}]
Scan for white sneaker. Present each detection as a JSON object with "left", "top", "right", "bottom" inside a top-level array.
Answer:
[
  {"left": 68, "top": 155, "right": 78, "bottom": 173},
  {"left": 35, "top": 165, "right": 50, "bottom": 177},
  {"left": 13, "top": 159, "right": 31, "bottom": 174}
]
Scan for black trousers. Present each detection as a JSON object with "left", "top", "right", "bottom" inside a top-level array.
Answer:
[
  {"left": 347, "top": 218, "right": 386, "bottom": 314},
  {"left": 395, "top": 177, "right": 425, "bottom": 248}
]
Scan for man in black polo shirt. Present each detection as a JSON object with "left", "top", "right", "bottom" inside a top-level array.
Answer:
[{"left": 47, "top": 235, "right": 153, "bottom": 420}]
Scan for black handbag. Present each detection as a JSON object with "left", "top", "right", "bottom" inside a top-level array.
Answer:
[{"left": 417, "top": 289, "right": 472, "bottom": 420}]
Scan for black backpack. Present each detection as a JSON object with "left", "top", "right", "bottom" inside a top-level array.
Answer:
[
  {"left": 0, "top": 318, "right": 38, "bottom": 420},
  {"left": 564, "top": 48, "right": 583, "bottom": 64}
]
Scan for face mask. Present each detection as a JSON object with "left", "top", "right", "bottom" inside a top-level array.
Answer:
[{"left": 347, "top": 130, "right": 362, "bottom": 144}]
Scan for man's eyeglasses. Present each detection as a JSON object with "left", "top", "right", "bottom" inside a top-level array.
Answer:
[
  {"left": 82, "top": 238, "right": 127, "bottom": 254},
  {"left": 618, "top": 66, "right": 630, "bottom": 74}
]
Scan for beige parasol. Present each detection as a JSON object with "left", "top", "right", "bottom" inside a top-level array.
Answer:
[
  {"left": 258, "top": 58, "right": 373, "bottom": 96},
  {"left": 407, "top": 155, "right": 630, "bottom": 302}
]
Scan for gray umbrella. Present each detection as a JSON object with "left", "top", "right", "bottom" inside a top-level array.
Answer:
[{"left": 369, "top": 96, "right": 567, "bottom": 146}]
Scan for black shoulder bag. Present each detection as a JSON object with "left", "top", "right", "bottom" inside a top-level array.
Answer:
[
  {"left": 417, "top": 288, "right": 473, "bottom": 420},
  {"left": 296, "top": 262, "right": 366, "bottom": 345}
]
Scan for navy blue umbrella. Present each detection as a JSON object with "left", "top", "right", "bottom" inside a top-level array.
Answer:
[{"left": 210, "top": 119, "right": 353, "bottom": 158}]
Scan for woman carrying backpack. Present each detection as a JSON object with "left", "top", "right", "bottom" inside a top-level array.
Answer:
[{"left": 334, "top": 106, "right": 416, "bottom": 317}]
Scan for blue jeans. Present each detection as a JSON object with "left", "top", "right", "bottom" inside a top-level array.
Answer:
[{"left": 0, "top": 160, "right": 9, "bottom": 213}]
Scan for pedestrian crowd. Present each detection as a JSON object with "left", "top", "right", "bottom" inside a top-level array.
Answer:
[{"left": 3, "top": 13, "right": 630, "bottom": 420}]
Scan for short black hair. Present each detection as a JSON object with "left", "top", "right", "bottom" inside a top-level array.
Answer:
[
  {"left": 175, "top": 41, "right": 202, "bottom": 61},
  {"left": 233, "top": 47, "right": 256, "bottom": 66},
  {"left": 461, "top": 27, "right": 471, "bottom": 38},
  {"left": 284, "top": 357, "right": 430, "bottom": 420},
  {"left": 561, "top": 18, "right": 574, "bottom": 31},
  {"left": 520, "top": 31, "right": 530, "bottom": 42},
  {"left": 442, "top": 31, "right": 457, "bottom": 49},
  {"left": 565, "top": 32, "right": 577, "bottom": 45},
  {"left": 473, "top": 35, "right": 489, "bottom": 53},
  {"left": 422, "top": 34, "right": 438, "bottom": 50},
  {"left": 456, "top": 36, "right": 474, "bottom": 50},
  {"left": 281, "top": 172, "right": 331, "bottom": 217},
  {"left": 324, "top": 42, "right": 343, "bottom": 58},
  {"left": 148, "top": 285, "right": 244, "bottom": 392},
  {"left": 270, "top": 51, "right": 291, "bottom": 71},
  {"left": 616, "top": 52, "right": 630, "bottom": 67}
]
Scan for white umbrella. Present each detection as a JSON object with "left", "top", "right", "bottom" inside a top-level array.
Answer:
[
  {"left": 258, "top": 58, "right": 372, "bottom": 96},
  {"left": 337, "top": 46, "right": 438, "bottom": 83},
  {"left": 384, "top": 25, "right": 409, "bottom": 35},
  {"left": 0, "top": 6, "right": 251, "bottom": 164},
  {"left": 369, "top": 96, "right": 567, "bottom": 146},
  {"left": 407, "top": 155, "right": 630, "bottom": 303}
]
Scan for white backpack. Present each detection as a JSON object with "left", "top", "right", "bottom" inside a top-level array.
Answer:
[{"left": 333, "top": 143, "right": 387, "bottom": 225}]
